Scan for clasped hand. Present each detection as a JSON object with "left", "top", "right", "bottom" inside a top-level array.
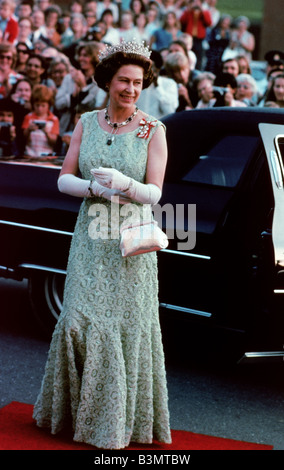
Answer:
[{"left": 91, "top": 167, "right": 131, "bottom": 192}]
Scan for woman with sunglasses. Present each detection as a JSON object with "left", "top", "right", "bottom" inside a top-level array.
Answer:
[
  {"left": 0, "top": 42, "right": 23, "bottom": 98},
  {"left": 15, "top": 42, "right": 30, "bottom": 74}
]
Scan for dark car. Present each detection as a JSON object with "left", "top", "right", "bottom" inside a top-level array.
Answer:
[{"left": 0, "top": 108, "right": 284, "bottom": 362}]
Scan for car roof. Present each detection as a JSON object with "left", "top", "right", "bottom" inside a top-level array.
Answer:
[{"left": 162, "top": 108, "right": 284, "bottom": 182}]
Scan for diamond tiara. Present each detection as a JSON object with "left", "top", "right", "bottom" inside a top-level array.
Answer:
[{"left": 98, "top": 39, "right": 152, "bottom": 62}]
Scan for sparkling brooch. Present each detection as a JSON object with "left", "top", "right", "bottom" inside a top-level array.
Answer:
[{"left": 136, "top": 118, "right": 157, "bottom": 139}]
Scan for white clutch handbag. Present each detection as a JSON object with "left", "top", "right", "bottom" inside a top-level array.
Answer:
[{"left": 120, "top": 219, "right": 168, "bottom": 257}]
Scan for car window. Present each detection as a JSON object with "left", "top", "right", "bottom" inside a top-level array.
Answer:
[
  {"left": 274, "top": 135, "right": 284, "bottom": 180},
  {"left": 182, "top": 135, "right": 260, "bottom": 188}
]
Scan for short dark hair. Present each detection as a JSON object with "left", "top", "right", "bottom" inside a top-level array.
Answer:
[
  {"left": 94, "top": 51, "right": 154, "bottom": 91},
  {"left": 214, "top": 72, "right": 237, "bottom": 89}
]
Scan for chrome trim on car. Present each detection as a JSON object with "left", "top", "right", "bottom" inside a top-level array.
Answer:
[
  {"left": 270, "top": 150, "right": 283, "bottom": 189},
  {"left": 161, "top": 248, "right": 211, "bottom": 260},
  {"left": 19, "top": 263, "right": 67, "bottom": 275},
  {"left": 0, "top": 219, "right": 73, "bottom": 236},
  {"left": 159, "top": 302, "right": 212, "bottom": 318},
  {"left": 242, "top": 351, "right": 284, "bottom": 359}
]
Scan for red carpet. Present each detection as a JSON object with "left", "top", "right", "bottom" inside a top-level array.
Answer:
[{"left": 0, "top": 402, "right": 273, "bottom": 451}]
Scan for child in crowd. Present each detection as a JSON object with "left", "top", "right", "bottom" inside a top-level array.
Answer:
[
  {"left": 58, "top": 103, "right": 86, "bottom": 155},
  {"left": 0, "top": 0, "right": 18, "bottom": 43},
  {"left": 0, "top": 97, "right": 21, "bottom": 156},
  {"left": 22, "top": 84, "right": 59, "bottom": 157}
]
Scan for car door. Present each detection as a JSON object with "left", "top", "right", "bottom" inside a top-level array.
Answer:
[
  {"left": 259, "top": 123, "right": 284, "bottom": 267},
  {"left": 239, "top": 123, "right": 284, "bottom": 360}
]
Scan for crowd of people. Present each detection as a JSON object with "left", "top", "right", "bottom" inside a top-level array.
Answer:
[{"left": 0, "top": 0, "right": 283, "bottom": 158}]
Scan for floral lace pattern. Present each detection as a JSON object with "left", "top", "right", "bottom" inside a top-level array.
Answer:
[{"left": 33, "top": 111, "right": 171, "bottom": 449}]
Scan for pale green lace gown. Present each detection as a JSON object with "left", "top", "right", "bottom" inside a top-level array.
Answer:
[{"left": 33, "top": 111, "right": 171, "bottom": 449}]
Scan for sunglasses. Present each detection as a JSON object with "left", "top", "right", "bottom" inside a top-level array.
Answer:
[{"left": 0, "top": 54, "right": 13, "bottom": 60}]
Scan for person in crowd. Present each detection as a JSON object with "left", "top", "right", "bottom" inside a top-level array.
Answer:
[
  {"left": 34, "top": 0, "right": 52, "bottom": 12},
  {"left": 132, "top": 12, "right": 149, "bottom": 44},
  {"left": 264, "top": 73, "right": 284, "bottom": 108},
  {"left": 179, "top": 0, "right": 212, "bottom": 70},
  {"left": 130, "top": 0, "right": 146, "bottom": 17},
  {"left": 229, "top": 16, "right": 255, "bottom": 61},
  {"left": 221, "top": 56, "right": 240, "bottom": 77},
  {"left": 264, "top": 50, "right": 284, "bottom": 78},
  {"left": 150, "top": 11, "right": 182, "bottom": 51},
  {"left": 84, "top": 8, "right": 97, "bottom": 32},
  {"left": 74, "top": 41, "right": 106, "bottom": 103},
  {"left": 16, "top": 0, "right": 33, "bottom": 20},
  {"left": 54, "top": 41, "right": 107, "bottom": 134},
  {"left": 15, "top": 16, "right": 33, "bottom": 49},
  {"left": 14, "top": 41, "right": 30, "bottom": 73},
  {"left": 194, "top": 71, "right": 216, "bottom": 108},
  {"left": 164, "top": 50, "right": 199, "bottom": 110},
  {"left": 206, "top": 13, "right": 231, "bottom": 75},
  {"left": 84, "top": 0, "right": 97, "bottom": 16},
  {"left": 144, "top": 5, "right": 160, "bottom": 38},
  {"left": 205, "top": 0, "right": 220, "bottom": 29},
  {"left": 70, "top": 0, "right": 84, "bottom": 15},
  {"left": 235, "top": 73, "right": 258, "bottom": 105},
  {"left": 33, "top": 38, "right": 171, "bottom": 450},
  {"left": 24, "top": 53, "right": 55, "bottom": 90},
  {"left": 30, "top": 8, "right": 46, "bottom": 44},
  {"left": 168, "top": 38, "right": 188, "bottom": 57},
  {"left": 33, "top": 38, "right": 50, "bottom": 55},
  {"left": 41, "top": 45, "right": 61, "bottom": 70},
  {"left": 236, "top": 54, "right": 251, "bottom": 75},
  {"left": 96, "top": 0, "right": 119, "bottom": 25},
  {"left": 0, "top": 0, "right": 18, "bottom": 43},
  {"left": 58, "top": 102, "right": 86, "bottom": 155},
  {"left": 0, "top": 97, "right": 21, "bottom": 156},
  {"left": 22, "top": 83, "right": 59, "bottom": 157},
  {"left": 47, "top": 54, "right": 71, "bottom": 89},
  {"left": 254, "top": 50, "right": 284, "bottom": 105},
  {"left": 167, "top": 37, "right": 197, "bottom": 70},
  {"left": 178, "top": 33, "right": 197, "bottom": 69},
  {"left": 119, "top": 10, "right": 136, "bottom": 43},
  {"left": 40, "top": 5, "right": 62, "bottom": 47},
  {"left": 8, "top": 77, "right": 32, "bottom": 151},
  {"left": 84, "top": 19, "right": 107, "bottom": 42},
  {"left": 62, "top": 13, "right": 87, "bottom": 66},
  {"left": 0, "top": 42, "right": 23, "bottom": 98},
  {"left": 213, "top": 71, "right": 247, "bottom": 107},
  {"left": 258, "top": 66, "right": 284, "bottom": 106},
  {"left": 160, "top": 0, "right": 183, "bottom": 18},
  {"left": 54, "top": 63, "right": 86, "bottom": 134},
  {"left": 100, "top": 9, "right": 119, "bottom": 45},
  {"left": 57, "top": 10, "right": 74, "bottom": 49},
  {"left": 137, "top": 49, "right": 178, "bottom": 117},
  {"left": 9, "top": 76, "right": 32, "bottom": 111}
]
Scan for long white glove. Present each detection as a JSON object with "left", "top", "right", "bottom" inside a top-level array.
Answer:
[
  {"left": 57, "top": 173, "right": 131, "bottom": 203},
  {"left": 91, "top": 167, "right": 162, "bottom": 205}
]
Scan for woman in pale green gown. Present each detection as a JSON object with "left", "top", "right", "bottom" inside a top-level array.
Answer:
[{"left": 33, "top": 41, "right": 171, "bottom": 449}]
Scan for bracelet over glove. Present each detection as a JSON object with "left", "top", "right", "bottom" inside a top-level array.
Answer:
[
  {"left": 57, "top": 173, "right": 131, "bottom": 203},
  {"left": 91, "top": 167, "right": 162, "bottom": 205}
]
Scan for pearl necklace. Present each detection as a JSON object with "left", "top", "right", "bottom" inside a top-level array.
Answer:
[{"left": 104, "top": 106, "right": 139, "bottom": 145}]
